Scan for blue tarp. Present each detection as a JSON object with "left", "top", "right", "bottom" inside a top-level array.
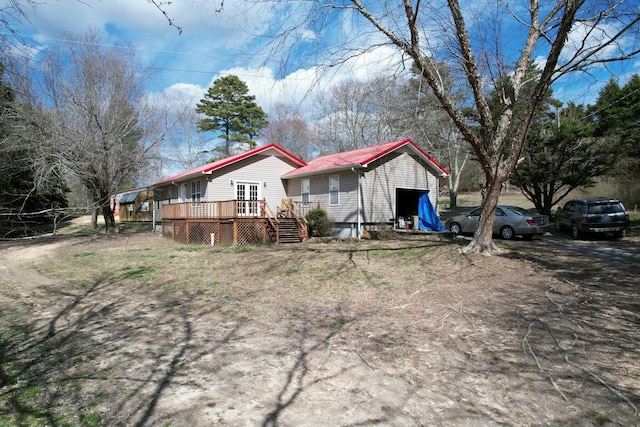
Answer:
[{"left": 418, "top": 192, "right": 446, "bottom": 231}]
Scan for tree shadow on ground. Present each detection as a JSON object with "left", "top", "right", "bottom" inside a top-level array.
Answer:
[
  {"left": 261, "top": 316, "right": 354, "bottom": 427},
  {"left": 0, "top": 267, "right": 238, "bottom": 426},
  {"left": 496, "top": 240, "right": 640, "bottom": 422}
]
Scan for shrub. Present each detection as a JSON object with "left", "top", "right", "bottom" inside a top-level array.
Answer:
[{"left": 305, "top": 207, "right": 333, "bottom": 237}]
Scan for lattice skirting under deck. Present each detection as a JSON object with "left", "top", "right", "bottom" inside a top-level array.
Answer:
[{"left": 161, "top": 219, "right": 271, "bottom": 245}]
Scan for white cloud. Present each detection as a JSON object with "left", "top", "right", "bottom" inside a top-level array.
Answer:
[
  {"left": 13, "top": 1, "right": 275, "bottom": 73},
  {"left": 561, "top": 21, "right": 625, "bottom": 64},
  {"left": 193, "top": 45, "right": 406, "bottom": 119},
  {"left": 299, "top": 29, "right": 317, "bottom": 41}
]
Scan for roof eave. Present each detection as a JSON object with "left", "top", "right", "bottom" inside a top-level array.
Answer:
[
  {"left": 283, "top": 163, "right": 364, "bottom": 179},
  {"left": 152, "top": 171, "right": 208, "bottom": 187}
]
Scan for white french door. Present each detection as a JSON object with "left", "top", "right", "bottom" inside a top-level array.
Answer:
[{"left": 236, "top": 182, "right": 260, "bottom": 216}]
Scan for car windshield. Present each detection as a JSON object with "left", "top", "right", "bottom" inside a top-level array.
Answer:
[{"left": 587, "top": 203, "right": 624, "bottom": 214}]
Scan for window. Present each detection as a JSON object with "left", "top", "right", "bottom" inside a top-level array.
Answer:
[
  {"left": 301, "top": 179, "right": 310, "bottom": 203},
  {"left": 191, "top": 180, "right": 201, "bottom": 204},
  {"left": 329, "top": 175, "right": 339, "bottom": 205}
]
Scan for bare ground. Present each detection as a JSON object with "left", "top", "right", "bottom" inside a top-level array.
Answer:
[{"left": 0, "top": 227, "right": 639, "bottom": 426}]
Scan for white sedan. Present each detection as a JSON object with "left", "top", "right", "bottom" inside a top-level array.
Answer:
[{"left": 445, "top": 205, "right": 551, "bottom": 240}]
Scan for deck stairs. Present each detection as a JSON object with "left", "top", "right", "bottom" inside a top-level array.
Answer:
[{"left": 276, "top": 218, "right": 302, "bottom": 243}]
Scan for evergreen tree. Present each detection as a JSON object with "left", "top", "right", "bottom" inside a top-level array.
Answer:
[
  {"left": 591, "top": 75, "right": 640, "bottom": 160},
  {"left": 588, "top": 75, "right": 640, "bottom": 206},
  {"left": 196, "top": 75, "right": 268, "bottom": 158},
  {"left": 511, "top": 103, "right": 618, "bottom": 216}
]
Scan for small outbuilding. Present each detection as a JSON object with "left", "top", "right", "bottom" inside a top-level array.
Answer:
[{"left": 116, "top": 187, "right": 154, "bottom": 222}]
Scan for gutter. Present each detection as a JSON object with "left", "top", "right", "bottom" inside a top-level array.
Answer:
[{"left": 283, "top": 163, "right": 363, "bottom": 180}]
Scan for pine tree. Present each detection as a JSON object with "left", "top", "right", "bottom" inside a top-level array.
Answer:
[{"left": 196, "top": 75, "right": 268, "bottom": 158}]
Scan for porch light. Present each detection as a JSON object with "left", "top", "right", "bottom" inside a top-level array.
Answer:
[
  {"left": 263, "top": 181, "right": 267, "bottom": 187},
  {"left": 229, "top": 179, "right": 233, "bottom": 186}
]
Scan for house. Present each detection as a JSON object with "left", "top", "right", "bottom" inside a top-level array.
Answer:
[
  {"left": 113, "top": 187, "right": 154, "bottom": 222},
  {"left": 152, "top": 144, "right": 307, "bottom": 245},
  {"left": 152, "top": 138, "right": 448, "bottom": 245},
  {"left": 282, "top": 138, "right": 449, "bottom": 238}
]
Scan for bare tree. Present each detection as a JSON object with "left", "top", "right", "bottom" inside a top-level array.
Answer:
[
  {"left": 11, "top": 30, "right": 162, "bottom": 232},
  {"left": 262, "top": 102, "right": 314, "bottom": 160},
  {"left": 155, "top": 90, "right": 213, "bottom": 171},
  {"left": 313, "top": 76, "right": 403, "bottom": 153},
  {"left": 267, "top": 0, "right": 640, "bottom": 253},
  {"left": 392, "top": 64, "right": 471, "bottom": 208},
  {"left": 0, "top": 0, "right": 39, "bottom": 42}
]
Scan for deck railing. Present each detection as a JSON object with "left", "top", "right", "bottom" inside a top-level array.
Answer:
[
  {"left": 161, "top": 200, "right": 262, "bottom": 220},
  {"left": 292, "top": 201, "right": 321, "bottom": 219},
  {"left": 161, "top": 200, "right": 323, "bottom": 221}
]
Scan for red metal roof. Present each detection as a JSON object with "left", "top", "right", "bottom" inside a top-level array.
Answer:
[
  {"left": 152, "top": 143, "right": 307, "bottom": 186},
  {"left": 283, "top": 138, "right": 449, "bottom": 178}
]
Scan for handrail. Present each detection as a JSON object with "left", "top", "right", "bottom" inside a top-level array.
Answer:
[
  {"left": 291, "top": 202, "right": 310, "bottom": 239},
  {"left": 262, "top": 200, "right": 279, "bottom": 243}
]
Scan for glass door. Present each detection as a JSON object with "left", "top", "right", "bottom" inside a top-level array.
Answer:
[{"left": 236, "top": 182, "right": 259, "bottom": 216}]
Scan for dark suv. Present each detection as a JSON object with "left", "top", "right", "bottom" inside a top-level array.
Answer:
[{"left": 555, "top": 198, "right": 629, "bottom": 239}]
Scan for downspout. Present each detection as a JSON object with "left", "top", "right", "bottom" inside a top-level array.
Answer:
[
  {"left": 151, "top": 187, "right": 156, "bottom": 233},
  {"left": 351, "top": 167, "right": 361, "bottom": 239}
]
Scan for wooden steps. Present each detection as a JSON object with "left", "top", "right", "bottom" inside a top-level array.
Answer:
[{"left": 277, "top": 218, "right": 301, "bottom": 243}]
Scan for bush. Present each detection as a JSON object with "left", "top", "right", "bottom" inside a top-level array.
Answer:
[{"left": 305, "top": 207, "right": 333, "bottom": 237}]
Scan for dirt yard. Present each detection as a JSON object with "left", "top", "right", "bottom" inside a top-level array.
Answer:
[{"left": 0, "top": 226, "right": 639, "bottom": 426}]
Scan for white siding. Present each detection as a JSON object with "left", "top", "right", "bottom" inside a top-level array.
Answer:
[
  {"left": 287, "top": 171, "right": 358, "bottom": 224},
  {"left": 361, "top": 151, "right": 439, "bottom": 224},
  {"left": 154, "top": 152, "right": 300, "bottom": 219},
  {"left": 205, "top": 154, "right": 298, "bottom": 214},
  {"left": 285, "top": 152, "right": 440, "bottom": 237}
]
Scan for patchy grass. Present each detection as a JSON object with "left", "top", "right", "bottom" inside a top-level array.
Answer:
[{"left": 2, "top": 209, "right": 640, "bottom": 426}]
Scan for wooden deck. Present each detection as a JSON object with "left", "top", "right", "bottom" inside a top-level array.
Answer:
[{"left": 160, "top": 200, "right": 319, "bottom": 245}]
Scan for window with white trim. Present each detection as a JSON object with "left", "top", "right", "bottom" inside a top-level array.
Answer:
[
  {"left": 301, "top": 179, "right": 310, "bottom": 203},
  {"left": 329, "top": 175, "right": 339, "bottom": 205},
  {"left": 191, "top": 180, "right": 201, "bottom": 204}
]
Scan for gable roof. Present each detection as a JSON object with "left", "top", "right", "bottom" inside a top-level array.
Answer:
[
  {"left": 113, "top": 185, "right": 152, "bottom": 203},
  {"left": 152, "top": 143, "right": 307, "bottom": 186},
  {"left": 283, "top": 138, "right": 449, "bottom": 179}
]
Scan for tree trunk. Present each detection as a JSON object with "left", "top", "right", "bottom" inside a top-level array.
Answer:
[
  {"left": 449, "top": 190, "right": 458, "bottom": 208},
  {"left": 91, "top": 208, "right": 99, "bottom": 230},
  {"left": 462, "top": 177, "right": 504, "bottom": 255},
  {"left": 102, "top": 204, "right": 116, "bottom": 234}
]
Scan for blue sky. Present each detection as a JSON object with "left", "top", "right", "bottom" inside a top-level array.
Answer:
[
  {"left": 4, "top": 0, "right": 639, "bottom": 120},
  {"left": 2, "top": 0, "right": 405, "bottom": 119}
]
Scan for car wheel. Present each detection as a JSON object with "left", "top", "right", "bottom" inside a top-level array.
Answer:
[
  {"left": 449, "top": 222, "right": 461, "bottom": 235},
  {"left": 571, "top": 223, "right": 580, "bottom": 240},
  {"left": 500, "top": 226, "right": 515, "bottom": 240}
]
